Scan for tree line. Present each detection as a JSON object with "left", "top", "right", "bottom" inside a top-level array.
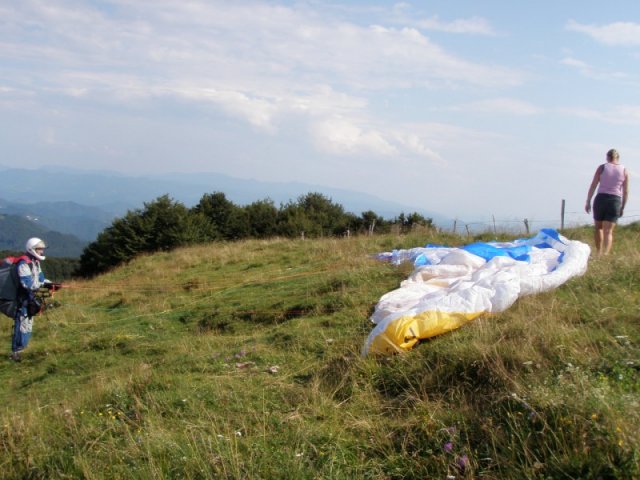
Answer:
[{"left": 76, "top": 192, "right": 432, "bottom": 277}]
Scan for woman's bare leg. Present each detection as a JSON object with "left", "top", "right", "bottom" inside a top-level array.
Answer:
[
  {"left": 594, "top": 220, "right": 603, "bottom": 255},
  {"left": 602, "top": 221, "right": 616, "bottom": 255}
]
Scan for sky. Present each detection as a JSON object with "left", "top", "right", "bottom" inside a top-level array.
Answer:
[{"left": 1, "top": 1, "right": 639, "bottom": 230}]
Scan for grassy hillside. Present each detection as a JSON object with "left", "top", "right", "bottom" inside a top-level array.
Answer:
[{"left": 0, "top": 225, "right": 638, "bottom": 479}]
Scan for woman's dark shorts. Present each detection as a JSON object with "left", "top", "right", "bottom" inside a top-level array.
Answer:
[{"left": 593, "top": 193, "right": 622, "bottom": 222}]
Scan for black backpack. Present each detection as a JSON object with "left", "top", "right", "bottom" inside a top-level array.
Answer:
[{"left": 0, "top": 255, "right": 30, "bottom": 318}]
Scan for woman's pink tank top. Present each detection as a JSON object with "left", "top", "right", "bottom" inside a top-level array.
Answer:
[{"left": 598, "top": 163, "right": 625, "bottom": 197}]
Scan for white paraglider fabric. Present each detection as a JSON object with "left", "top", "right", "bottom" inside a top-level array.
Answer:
[{"left": 363, "top": 229, "right": 590, "bottom": 356}]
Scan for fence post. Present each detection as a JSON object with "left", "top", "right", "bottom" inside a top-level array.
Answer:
[
  {"left": 561, "top": 199, "right": 566, "bottom": 230},
  {"left": 492, "top": 215, "right": 497, "bottom": 235},
  {"left": 453, "top": 219, "right": 457, "bottom": 234},
  {"left": 524, "top": 218, "right": 530, "bottom": 235}
]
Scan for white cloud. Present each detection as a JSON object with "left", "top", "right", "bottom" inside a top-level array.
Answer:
[
  {"left": 450, "top": 98, "right": 543, "bottom": 116},
  {"left": 178, "top": 88, "right": 279, "bottom": 132},
  {"left": 42, "top": 128, "right": 57, "bottom": 146},
  {"left": 415, "top": 15, "right": 496, "bottom": 35},
  {"left": 0, "top": 0, "right": 525, "bottom": 160},
  {"left": 566, "top": 20, "right": 640, "bottom": 46},
  {"left": 560, "top": 56, "right": 634, "bottom": 84},
  {"left": 310, "top": 116, "right": 398, "bottom": 157},
  {"left": 561, "top": 56, "right": 591, "bottom": 71},
  {"left": 559, "top": 105, "right": 640, "bottom": 125},
  {"left": 394, "top": 134, "right": 443, "bottom": 163},
  {"left": 309, "top": 115, "right": 452, "bottom": 164},
  {"left": 307, "top": 114, "right": 510, "bottom": 169},
  {"left": 0, "top": 84, "right": 37, "bottom": 110},
  {"left": 3, "top": 1, "right": 523, "bottom": 94}
]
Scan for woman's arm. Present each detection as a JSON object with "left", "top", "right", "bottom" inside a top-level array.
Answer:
[
  {"left": 585, "top": 165, "right": 603, "bottom": 213},
  {"left": 621, "top": 169, "right": 630, "bottom": 216}
]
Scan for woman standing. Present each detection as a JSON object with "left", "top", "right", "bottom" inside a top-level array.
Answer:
[{"left": 585, "top": 149, "right": 630, "bottom": 255}]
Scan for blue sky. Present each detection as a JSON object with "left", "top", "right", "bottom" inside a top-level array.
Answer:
[{"left": 1, "top": 1, "right": 639, "bottom": 229}]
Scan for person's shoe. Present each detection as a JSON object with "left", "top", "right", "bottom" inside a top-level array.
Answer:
[{"left": 9, "top": 352, "right": 21, "bottom": 362}]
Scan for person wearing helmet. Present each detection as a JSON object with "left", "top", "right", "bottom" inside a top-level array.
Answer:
[{"left": 10, "top": 238, "right": 52, "bottom": 362}]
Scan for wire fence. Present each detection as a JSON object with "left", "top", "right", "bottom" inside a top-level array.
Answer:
[{"left": 443, "top": 209, "right": 640, "bottom": 236}]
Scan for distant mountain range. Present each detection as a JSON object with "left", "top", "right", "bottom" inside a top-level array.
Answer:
[
  {"left": 0, "top": 165, "right": 452, "bottom": 255},
  {"left": 0, "top": 198, "right": 115, "bottom": 241},
  {"left": 0, "top": 214, "right": 89, "bottom": 257}
]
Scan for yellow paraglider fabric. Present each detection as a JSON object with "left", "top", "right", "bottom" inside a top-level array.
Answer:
[{"left": 366, "top": 310, "right": 484, "bottom": 355}]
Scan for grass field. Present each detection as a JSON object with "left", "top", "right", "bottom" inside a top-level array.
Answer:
[{"left": 1, "top": 225, "right": 638, "bottom": 479}]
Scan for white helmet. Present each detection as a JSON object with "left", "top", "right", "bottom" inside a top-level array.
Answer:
[{"left": 26, "top": 237, "right": 47, "bottom": 261}]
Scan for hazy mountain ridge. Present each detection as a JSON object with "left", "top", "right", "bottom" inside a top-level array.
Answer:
[
  {"left": 0, "top": 166, "right": 453, "bottom": 254},
  {"left": 0, "top": 213, "right": 88, "bottom": 257},
  {"left": 0, "top": 166, "right": 451, "bottom": 225},
  {"left": 0, "top": 198, "right": 115, "bottom": 241}
]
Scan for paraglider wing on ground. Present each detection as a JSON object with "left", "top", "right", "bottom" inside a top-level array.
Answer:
[{"left": 363, "top": 229, "right": 591, "bottom": 356}]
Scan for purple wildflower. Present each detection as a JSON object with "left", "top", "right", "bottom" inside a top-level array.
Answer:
[{"left": 456, "top": 455, "right": 470, "bottom": 473}]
